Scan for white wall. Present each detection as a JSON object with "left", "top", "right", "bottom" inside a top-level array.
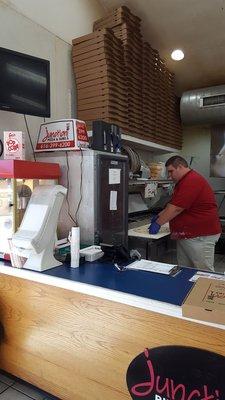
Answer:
[
  {"left": 181, "top": 126, "right": 225, "bottom": 216},
  {"left": 181, "top": 126, "right": 225, "bottom": 189},
  {"left": 181, "top": 126, "right": 210, "bottom": 177},
  {"left": 1, "top": 0, "right": 105, "bottom": 44},
  {"left": 0, "top": 0, "right": 105, "bottom": 159}
]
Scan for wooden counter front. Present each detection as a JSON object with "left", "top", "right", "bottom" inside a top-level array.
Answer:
[{"left": 0, "top": 273, "right": 225, "bottom": 400}]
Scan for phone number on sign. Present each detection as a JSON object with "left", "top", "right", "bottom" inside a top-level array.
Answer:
[{"left": 38, "top": 141, "right": 73, "bottom": 149}]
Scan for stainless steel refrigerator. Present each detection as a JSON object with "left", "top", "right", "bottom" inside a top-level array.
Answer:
[
  {"left": 77, "top": 150, "right": 128, "bottom": 248},
  {"left": 38, "top": 149, "right": 128, "bottom": 248}
]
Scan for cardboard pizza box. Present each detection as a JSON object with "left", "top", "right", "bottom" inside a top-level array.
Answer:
[{"left": 182, "top": 278, "right": 225, "bottom": 325}]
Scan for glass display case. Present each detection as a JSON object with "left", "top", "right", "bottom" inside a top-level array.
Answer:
[{"left": 0, "top": 160, "right": 60, "bottom": 260}]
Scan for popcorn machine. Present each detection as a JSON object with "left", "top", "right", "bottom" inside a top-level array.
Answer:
[{"left": 0, "top": 160, "right": 60, "bottom": 260}]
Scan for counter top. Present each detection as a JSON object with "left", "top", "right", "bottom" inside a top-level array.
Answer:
[{"left": 0, "top": 259, "right": 224, "bottom": 330}]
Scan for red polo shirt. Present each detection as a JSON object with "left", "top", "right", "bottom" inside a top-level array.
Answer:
[{"left": 169, "top": 170, "right": 221, "bottom": 239}]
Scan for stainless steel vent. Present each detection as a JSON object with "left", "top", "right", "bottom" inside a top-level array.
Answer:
[
  {"left": 180, "top": 84, "right": 225, "bottom": 125},
  {"left": 202, "top": 94, "right": 225, "bottom": 107}
]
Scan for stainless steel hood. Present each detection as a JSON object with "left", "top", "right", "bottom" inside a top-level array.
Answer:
[{"left": 180, "top": 84, "right": 225, "bottom": 125}]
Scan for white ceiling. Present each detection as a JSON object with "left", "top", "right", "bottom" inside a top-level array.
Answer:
[{"left": 97, "top": 0, "right": 225, "bottom": 95}]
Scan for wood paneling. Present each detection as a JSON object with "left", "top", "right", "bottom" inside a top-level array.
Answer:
[{"left": 0, "top": 273, "right": 225, "bottom": 399}]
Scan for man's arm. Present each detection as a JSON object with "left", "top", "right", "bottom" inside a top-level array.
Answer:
[{"left": 157, "top": 203, "right": 184, "bottom": 226}]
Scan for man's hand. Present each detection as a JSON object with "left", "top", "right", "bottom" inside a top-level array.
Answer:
[
  {"left": 150, "top": 214, "right": 158, "bottom": 223},
  {"left": 148, "top": 221, "right": 161, "bottom": 234}
]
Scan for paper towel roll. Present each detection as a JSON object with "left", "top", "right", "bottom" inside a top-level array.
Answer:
[{"left": 70, "top": 227, "right": 80, "bottom": 268}]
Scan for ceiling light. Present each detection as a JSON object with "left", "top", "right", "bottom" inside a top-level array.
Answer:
[{"left": 171, "top": 49, "right": 184, "bottom": 61}]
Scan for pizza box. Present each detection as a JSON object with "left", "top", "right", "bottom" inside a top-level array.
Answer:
[{"left": 182, "top": 277, "right": 225, "bottom": 325}]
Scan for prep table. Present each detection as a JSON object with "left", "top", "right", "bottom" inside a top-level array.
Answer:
[{"left": 128, "top": 221, "right": 171, "bottom": 260}]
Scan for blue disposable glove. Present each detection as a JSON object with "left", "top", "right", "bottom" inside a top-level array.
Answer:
[
  {"left": 150, "top": 214, "right": 158, "bottom": 223},
  {"left": 148, "top": 221, "right": 161, "bottom": 234}
]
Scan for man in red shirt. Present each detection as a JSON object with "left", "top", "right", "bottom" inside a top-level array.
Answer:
[{"left": 149, "top": 156, "right": 221, "bottom": 271}]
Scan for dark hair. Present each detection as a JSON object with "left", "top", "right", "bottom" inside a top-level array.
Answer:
[{"left": 165, "top": 156, "right": 188, "bottom": 168}]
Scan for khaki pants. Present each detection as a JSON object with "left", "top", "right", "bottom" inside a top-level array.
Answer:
[{"left": 177, "top": 234, "right": 220, "bottom": 271}]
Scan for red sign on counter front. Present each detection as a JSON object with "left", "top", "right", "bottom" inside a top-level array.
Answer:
[{"left": 35, "top": 119, "right": 89, "bottom": 152}]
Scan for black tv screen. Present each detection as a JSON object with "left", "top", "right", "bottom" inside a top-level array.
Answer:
[{"left": 0, "top": 47, "right": 50, "bottom": 117}]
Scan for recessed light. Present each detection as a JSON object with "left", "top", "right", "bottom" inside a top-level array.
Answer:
[{"left": 171, "top": 49, "right": 184, "bottom": 61}]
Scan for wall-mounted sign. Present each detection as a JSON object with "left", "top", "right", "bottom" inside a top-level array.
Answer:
[
  {"left": 4, "top": 131, "right": 25, "bottom": 160},
  {"left": 144, "top": 182, "right": 158, "bottom": 198},
  {"left": 126, "top": 346, "right": 224, "bottom": 399},
  {"left": 35, "top": 119, "right": 89, "bottom": 152}
]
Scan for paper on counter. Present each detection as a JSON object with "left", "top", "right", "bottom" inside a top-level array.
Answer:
[
  {"left": 189, "top": 271, "right": 225, "bottom": 282},
  {"left": 127, "top": 259, "right": 176, "bottom": 274}
]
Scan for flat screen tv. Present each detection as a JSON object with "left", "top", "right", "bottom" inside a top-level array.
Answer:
[{"left": 0, "top": 47, "right": 50, "bottom": 117}]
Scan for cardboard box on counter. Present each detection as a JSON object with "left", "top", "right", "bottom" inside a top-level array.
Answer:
[{"left": 182, "top": 277, "right": 225, "bottom": 325}]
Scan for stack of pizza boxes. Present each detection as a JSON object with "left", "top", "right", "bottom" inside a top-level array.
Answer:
[
  {"left": 72, "top": 28, "right": 128, "bottom": 132},
  {"left": 72, "top": 6, "right": 183, "bottom": 149},
  {"left": 93, "top": 6, "right": 143, "bottom": 138}
]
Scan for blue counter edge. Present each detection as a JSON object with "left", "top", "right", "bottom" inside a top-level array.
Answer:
[{"left": 42, "top": 261, "right": 196, "bottom": 306}]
